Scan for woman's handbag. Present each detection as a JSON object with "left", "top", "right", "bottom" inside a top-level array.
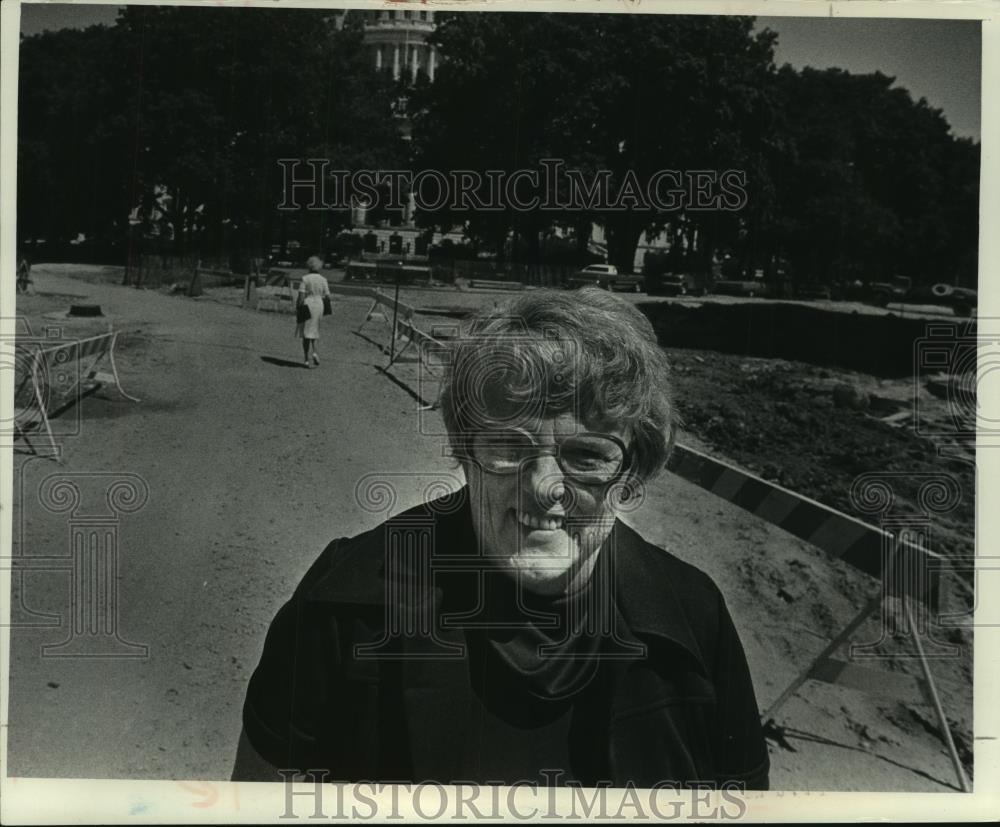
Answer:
[
  {"left": 322, "top": 296, "right": 333, "bottom": 316},
  {"left": 296, "top": 302, "right": 310, "bottom": 324}
]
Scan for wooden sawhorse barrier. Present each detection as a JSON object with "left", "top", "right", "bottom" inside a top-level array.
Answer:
[
  {"left": 12, "top": 330, "right": 140, "bottom": 461},
  {"left": 667, "top": 444, "right": 971, "bottom": 791}
]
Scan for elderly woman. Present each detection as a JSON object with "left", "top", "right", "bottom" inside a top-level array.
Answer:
[
  {"left": 295, "top": 255, "right": 331, "bottom": 368},
  {"left": 235, "top": 287, "right": 769, "bottom": 789}
]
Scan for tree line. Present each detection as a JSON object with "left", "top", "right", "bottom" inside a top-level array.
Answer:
[{"left": 17, "top": 7, "right": 979, "bottom": 287}]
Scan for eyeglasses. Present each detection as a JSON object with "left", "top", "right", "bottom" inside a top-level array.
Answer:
[{"left": 463, "top": 427, "right": 629, "bottom": 485}]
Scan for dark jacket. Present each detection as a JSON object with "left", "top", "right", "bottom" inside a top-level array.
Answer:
[{"left": 242, "top": 490, "right": 769, "bottom": 789}]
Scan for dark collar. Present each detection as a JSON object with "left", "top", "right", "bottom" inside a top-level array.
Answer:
[{"left": 305, "top": 488, "right": 708, "bottom": 673}]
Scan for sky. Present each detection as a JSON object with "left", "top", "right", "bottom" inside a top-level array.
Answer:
[
  {"left": 17, "top": 3, "right": 982, "bottom": 141},
  {"left": 758, "top": 16, "right": 981, "bottom": 140}
]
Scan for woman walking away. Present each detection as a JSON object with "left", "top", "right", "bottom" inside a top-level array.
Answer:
[{"left": 295, "top": 256, "right": 331, "bottom": 368}]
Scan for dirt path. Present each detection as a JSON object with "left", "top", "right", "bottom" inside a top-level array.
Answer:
[{"left": 6, "top": 266, "right": 969, "bottom": 790}]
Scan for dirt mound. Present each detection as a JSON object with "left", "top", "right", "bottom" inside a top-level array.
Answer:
[{"left": 668, "top": 350, "right": 974, "bottom": 561}]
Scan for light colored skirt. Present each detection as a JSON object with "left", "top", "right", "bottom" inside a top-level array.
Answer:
[{"left": 295, "top": 296, "right": 325, "bottom": 340}]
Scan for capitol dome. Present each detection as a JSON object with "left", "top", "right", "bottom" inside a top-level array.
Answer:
[{"left": 359, "top": 9, "right": 438, "bottom": 83}]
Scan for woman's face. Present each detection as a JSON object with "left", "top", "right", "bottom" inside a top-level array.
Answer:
[{"left": 465, "top": 412, "right": 630, "bottom": 595}]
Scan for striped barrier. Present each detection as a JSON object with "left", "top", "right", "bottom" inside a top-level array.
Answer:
[
  {"left": 368, "top": 290, "right": 417, "bottom": 321},
  {"left": 668, "top": 443, "right": 969, "bottom": 790},
  {"left": 13, "top": 331, "right": 139, "bottom": 460},
  {"left": 249, "top": 280, "right": 383, "bottom": 313},
  {"left": 346, "top": 260, "right": 432, "bottom": 283},
  {"left": 390, "top": 318, "right": 448, "bottom": 373},
  {"left": 468, "top": 279, "right": 525, "bottom": 291},
  {"left": 250, "top": 285, "right": 295, "bottom": 313},
  {"left": 329, "top": 284, "right": 382, "bottom": 300},
  {"left": 665, "top": 443, "right": 943, "bottom": 607},
  {"left": 356, "top": 289, "right": 418, "bottom": 345}
]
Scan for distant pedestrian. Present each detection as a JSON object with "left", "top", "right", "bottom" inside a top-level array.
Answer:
[{"left": 295, "top": 256, "right": 331, "bottom": 368}]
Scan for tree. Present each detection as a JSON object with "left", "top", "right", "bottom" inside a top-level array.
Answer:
[
  {"left": 17, "top": 7, "right": 406, "bottom": 269},
  {"left": 410, "top": 13, "right": 780, "bottom": 273},
  {"left": 768, "top": 66, "right": 980, "bottom": 287},
  {"left": 17, "top": 10, "right": 979, "bottom": 287},
  {"left": 17, "top": 23, "right": 128, "bottom": 248}
]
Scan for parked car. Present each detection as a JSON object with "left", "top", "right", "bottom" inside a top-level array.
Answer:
[
  {"left": 713, "top": 279, "right": 773, "bottom": 298},
  {"left": 268, "top": 240, "right": 310, "bottom": 268},
  {"left": 793, "top": 282, "right": 833, "bottom": 301},
  {"left": 566, "top": 263, "right": 619, "bottom": 289},
  {"left": 609, "top": 272, "right": 645, "bottom": 293},
  {"left": 869, "top": 276, "right": 977, "bottom": 317},
  {"left": 645, "top": 272, "right": 686, "bottom": 296}
]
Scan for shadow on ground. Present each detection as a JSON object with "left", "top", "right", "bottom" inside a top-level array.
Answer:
[{"left": 260, "top": 355, "right": 309, "bottom": 369}]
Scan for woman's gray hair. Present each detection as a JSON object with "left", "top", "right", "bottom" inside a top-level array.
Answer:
[
  {"left": 306, "top": 255, "right": 323, "bottom": 272},
  {"left": 440, "top": 287, "right": 677, "bottom": 482}
]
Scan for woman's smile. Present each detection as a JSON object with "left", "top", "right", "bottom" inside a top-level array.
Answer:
[
  {"left": 466, "top": 412, "right": 626, "bottom": 592},
  {"left": 514, "top": 509, "right": 566, "bottom": 532}
]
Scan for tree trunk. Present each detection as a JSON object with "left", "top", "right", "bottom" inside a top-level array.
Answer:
[
  {"left": 124, "top": 224, "right": 135, "bottom": 286},
  {"left": 522, "top": 217, "right": 542, "bottom": 264},
  {"left": 574, "top": 217, "right": 591, "bottom": 260},
  {"left": 698, "top": 217, "right": 717, "bottom": 278},
  {"left": 495, "top": 220, "right": 511, "bottom": 264},
  {"left": 604, "top": 212, "right": 644, "bottom": 274}
]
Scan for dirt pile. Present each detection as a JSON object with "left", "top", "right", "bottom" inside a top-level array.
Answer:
[{"left": 667, "top": 349, "right": 975, "bottom": 563}]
